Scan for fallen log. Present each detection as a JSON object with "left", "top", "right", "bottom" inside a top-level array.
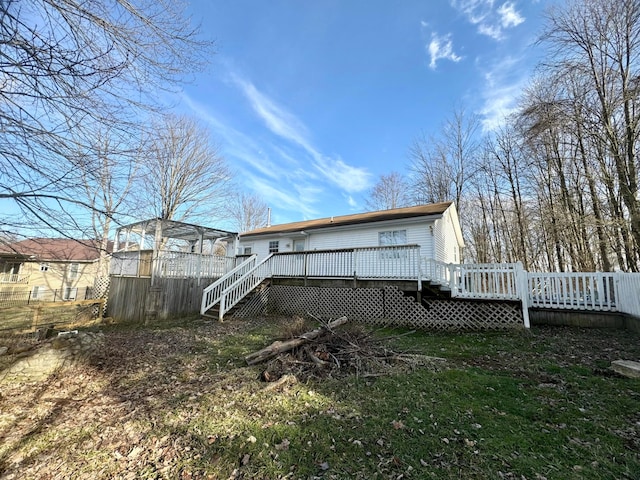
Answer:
[{"left": 245, "top": 316, "right": 348, "bottom": 366}]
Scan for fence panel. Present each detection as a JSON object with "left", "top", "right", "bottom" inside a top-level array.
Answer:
[
  {"left": 528, "top": 272, "right": 616, "bottom": 311},
  {"left": 616, "top": 272, "right": 640, "bottom": 317}
]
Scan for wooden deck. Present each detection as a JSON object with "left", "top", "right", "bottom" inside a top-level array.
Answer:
[{"left": 195, "top": 246, "right": 640, "bottom": 323}]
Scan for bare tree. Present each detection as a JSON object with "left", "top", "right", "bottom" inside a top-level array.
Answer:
[
  {"left": 75, "top": 127, "right": 141, "bottom": 275},
  {"left": 0, "top": 0, "right": 211, "bottom": 236},
  {"left": 409, "top": 107, "right": 480, "bottom": 217},
  {"left": 135, "top": 114, "right": 233, "bottom": 223},
  {"left": 539, "top": 0, "right": 640, "bottom": 270},
  {"left": 364, "top": 172, "right": 411, "bottom": 211},
  {"left": 227, "top": 192, "right": 269, "bottom": 232},
  {"left": 409, "top": 133, "right": 453, "bottom": 205}
]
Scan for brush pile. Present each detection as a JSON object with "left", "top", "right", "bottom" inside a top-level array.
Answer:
[{"left": 246, "top": 315, "right": 446, "bottom": 383}]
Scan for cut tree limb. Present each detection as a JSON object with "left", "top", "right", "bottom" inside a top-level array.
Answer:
[{"left": 245, "top": 316, "right": 349, "bottom": 366}]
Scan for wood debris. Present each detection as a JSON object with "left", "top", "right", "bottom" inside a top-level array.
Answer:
[{"left": 246, "top": 315, "right": 447, "bottom": 382}]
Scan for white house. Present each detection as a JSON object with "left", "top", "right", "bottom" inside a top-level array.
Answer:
[{"left": 237, "top": 201, "right": 464, "bottom": 264}]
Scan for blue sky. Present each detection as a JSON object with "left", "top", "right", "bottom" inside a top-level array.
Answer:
[{"left": 179, "top": 0, "right": 551, "bottom": 228}]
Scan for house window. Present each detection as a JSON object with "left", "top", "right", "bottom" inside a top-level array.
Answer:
[
  {"left": 63, "top": 287, "right": 78, "bottom": 300},
  {"left": 40, "top": 263, "right": 49, "bottom": 272},
  {"left": 32, "top": 286, "right": 45, "bottom": 300},
  {"left": 243, "top": 246, "right": 253, "bottom": 255},
  {"left": 68, "top": 263, "right": 79, "bottom": 279},
  {"left": 379, "top": 230, "right": 407, "bottom": 258},
  {"left": 268, "top": 241, "right": 279, "bottom": 253}
]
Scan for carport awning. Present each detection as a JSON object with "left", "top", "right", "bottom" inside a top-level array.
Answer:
[{"left": 115, "top": 218, "right": 237, "bottom": 250}]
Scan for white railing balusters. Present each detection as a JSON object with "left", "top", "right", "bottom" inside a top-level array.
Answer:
[
  {"left": 200, "top": 247, "right": 640, "bottom": 322},
  {"left": 527, "top": 271, "right": 618, "bottom": 311},
  {"left": 200, "top": 254, "right": 258, "bottom": 315},
  {"left": 0, "top": 273, "right": 29, "bottom": 283}
]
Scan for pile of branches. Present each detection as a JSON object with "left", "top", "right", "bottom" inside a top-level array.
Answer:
[{"left": 245, "top": 316, "right": 446, "bottom": 384}]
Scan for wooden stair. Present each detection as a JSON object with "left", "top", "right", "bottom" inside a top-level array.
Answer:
[{"left": 201, "top": 279, "right": 270, "bottom": 320}]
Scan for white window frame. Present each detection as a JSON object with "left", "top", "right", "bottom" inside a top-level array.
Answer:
[
  {"left": 268, "top": 240, "right": 279, "bottom": 253},
  {"left": 32, "top": 285, "right": 46, "bottom": 300},
  {"left": 63, "top": 286, "right": 78, "bottom": 300},
  {"left": 378, "top": 229, "right": 407, "bottom": 258},
  {"left": 40, "top": 263, "right": 49, "bottom": 272},
  {"left": 68, "top": 262, "right": 79, "bottom": 279}
]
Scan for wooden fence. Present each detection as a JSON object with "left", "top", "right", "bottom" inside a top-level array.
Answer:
[{"left": 107, "top": 276, "right": 218, "bottom": 322}]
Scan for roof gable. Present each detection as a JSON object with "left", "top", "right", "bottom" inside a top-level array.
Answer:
[
  {"left": 240, "top": 202, "right": 453, "bottom": 238},
  {"left": 0, "top": 238, "right": 112, "bottom": 262}
]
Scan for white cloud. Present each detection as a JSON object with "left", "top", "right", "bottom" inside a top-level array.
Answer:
[
  {"left": 233, "top": 77, "right": 313, "bottom": 152},
  {"left": 313, "top": 154, "right": 372, "bottom": 192},
  {"left": 498, "top": 2, "right": 524, "bottom": 28},
  {"left": 180, "top": 92, "right": 284, "bottom": 180},
  {"left": 231, "top": 74, "right": 371, "bottom": 193},
  {"left": 450, "top": 0, "right": 524, "bottom": 40},
  {"left": 247, "top": 176, "right": 319, "bottom": 219},
  {"left": 428, "top": 33, "right": 462, "bottom": 69},
  {"left": 477, "top": 23, "right": 502, "bottom": 41},
  {"left": 476, "top": 55, "right": 528, "bottom": 131}
]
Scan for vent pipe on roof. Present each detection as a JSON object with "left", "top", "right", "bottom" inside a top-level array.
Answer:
[{"left": 267, "top": 208, "right": 271, "bottom": 227}]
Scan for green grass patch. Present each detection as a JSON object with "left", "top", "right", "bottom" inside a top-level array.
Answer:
[{"left": 1, "top": 319, "right": 639, "bottom": 479}]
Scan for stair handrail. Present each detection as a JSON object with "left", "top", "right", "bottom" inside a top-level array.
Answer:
[
  {"left": 200, "top": 254, "right": 257, "bottom": 315},
  {"left": 421, "top": 258, "right": 455, "bottom": 286},
  {"left": 218, "top": 254, "right": 275, "bottom": 320}
]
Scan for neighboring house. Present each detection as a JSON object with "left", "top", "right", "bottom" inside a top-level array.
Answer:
[
  {"left": 237, "top": 201, "right": 464, "bottom": 263},
  {"left": 0, "top": 238, "right": 112, "bottom": 301}
]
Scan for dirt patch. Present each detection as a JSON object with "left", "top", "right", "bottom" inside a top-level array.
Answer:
[{"left": 0, "top": 316, "right": 267, "bottom": 479}]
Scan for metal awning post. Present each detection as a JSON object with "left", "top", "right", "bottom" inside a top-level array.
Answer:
[
  {"left": 151, "top": 220, "right": 163, "bottom": 286},
  {"left": 197, "top": 229, "right": 204, "bottom": 285}
]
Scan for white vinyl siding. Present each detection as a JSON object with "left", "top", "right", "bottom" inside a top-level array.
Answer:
[
  {"left": 308, "top": 223, "right": 433, "bottom": 258},
  {"left": 241, "top": 223, "right": 435, "bottom": 261},
  {"left": 433, "top": 207, "right": 459, "bottom": 263},
  {"left": 237, "top": 205, "right": 459, "bottom": 263}
]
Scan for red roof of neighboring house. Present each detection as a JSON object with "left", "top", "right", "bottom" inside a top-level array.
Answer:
[
  {"left": 0, "top": 238, "right": 113, "bottom": 262},
  {"left": 240, "top": 202, "right": 453, "bottom": 237}
]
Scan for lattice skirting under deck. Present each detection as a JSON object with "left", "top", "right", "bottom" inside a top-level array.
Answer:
[
  {"left": 233, "top": 285, "right": 524, "bottom": 331},
  {"left": 93, "top": 276, "right": 110, "bottom": 317}
]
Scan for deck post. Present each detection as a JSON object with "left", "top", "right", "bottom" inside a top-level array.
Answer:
[
  {"left": 516, "top": 261, "right": 530, "bottom": 329},
  {"left": 416, "top": 248, "right": 422, "bottom": 298},
  {"left": 448, "top": 263, "right": 456, "bottom": 296}
]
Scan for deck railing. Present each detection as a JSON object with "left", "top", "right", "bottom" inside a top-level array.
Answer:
[
  {"left": 199, "top": 246, "right": 640, "bottom": 323},
  {"left": 217, "top": 255, "right": 274, "bottom": 320},
  {"left": 111, "top": 250, "right": 237, "bottom": 279},
  {"left": 155, "top": 251, "right": 236, "bottom": 278},
  {"left": 200, "top": 254, "right": 258, "bottom": 316},
  {"left": 421, "top": 259, "right": 521, "bottom": 300},
  {"left": 528, "top": 272, "right": 617, "bottom": 311},
  {"left": 269, "top": 245, "right": 422, "bottom": 279},
  {"left": 202, "top": 246, "right": 422, "bottom": 320},
  {"left": 0, "top": 273, "right": 29, "bottom": 284}
]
